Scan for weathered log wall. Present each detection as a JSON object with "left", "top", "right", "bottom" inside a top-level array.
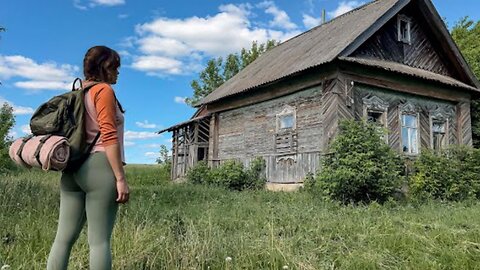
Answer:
[{"left": 217, "top": 85, "right": 323, "bottom": 183}]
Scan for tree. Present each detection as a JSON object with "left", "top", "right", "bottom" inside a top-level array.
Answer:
[
  {"left": 451, "top": 17, "right": 480, "bottom": 147},
  {"left": 185, "top": 40, "right": 279, "bottom": 106},
  {"left": 156, "top": 144, "right": 171, "bottom": 165},
  {"left": 0, "top": 103, "right": 16, "bottom": 173}
]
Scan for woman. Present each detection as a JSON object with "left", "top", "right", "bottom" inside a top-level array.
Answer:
[{"left": 47, "top": 46, "right": 130, "bottom": 270}]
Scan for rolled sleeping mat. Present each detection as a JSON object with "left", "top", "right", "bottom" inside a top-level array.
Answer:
[{"left": 9, "top": 135, "right": 70, "bottom": 171}]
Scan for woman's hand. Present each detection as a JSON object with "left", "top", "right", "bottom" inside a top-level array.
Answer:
[{"left": 116, "top": 178, "right": 130, "bottom": 203}]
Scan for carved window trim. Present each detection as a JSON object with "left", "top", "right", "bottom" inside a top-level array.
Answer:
[
  {"left": 362, "top": 96, "right": 389, "bottom": 143},
  {"left": 397, "top": 14, "right": 412, "bottom": 45},
  {"left": 400, "top": 102, "right": 420, "bottom": 155},
  {"left": 275, "top": 105, "right": 298, "bottom": 156},
  {"left": 429, "top": 109, "right": 451, "bottom": 151},
  {"left": 362, "top": 96, "right": 389, "bottom": 126},
  {"left": 276, "top": 105, "right": 296, "bottom": 132}
]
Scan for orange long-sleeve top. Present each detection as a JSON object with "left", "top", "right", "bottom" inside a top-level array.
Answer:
[{"left": 84, "top": 82, "right": 125, "bottom": 163}]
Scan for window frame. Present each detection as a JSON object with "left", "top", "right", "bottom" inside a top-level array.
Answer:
[
  {"left": 397, "top": 15, "right": 412, "bottom": 45},
  {"left": 400, "top": 112, "right": 420, "bottom": 155},
  {"left": 429, "top": 113, "right": 449, "bottom": 151},
  {"left": 276, "top": 105, "right": 297, "bottom": 133},
  {"left": 362, "top": 95, "right": 389, "bottom": 143}
]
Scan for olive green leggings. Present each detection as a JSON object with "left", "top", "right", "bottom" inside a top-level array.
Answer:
[{"left": 47, "top": 152, "right": 118, "bottom": 270}]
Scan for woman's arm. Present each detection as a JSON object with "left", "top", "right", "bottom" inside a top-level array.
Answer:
[
  {"left": 104, "top": 143, "right": 129, "bottom": 203},
  {"left": 91, "top": 84, "right": 130, "bottom": 203}
]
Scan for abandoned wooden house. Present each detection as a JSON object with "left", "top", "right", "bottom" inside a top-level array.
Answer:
[{"left": 158, "top": 0, "right": 480, "bottom": 184}]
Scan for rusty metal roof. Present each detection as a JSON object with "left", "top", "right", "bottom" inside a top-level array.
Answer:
[{"left": 198, "top": 0, "right": 406, "bottom": 105}]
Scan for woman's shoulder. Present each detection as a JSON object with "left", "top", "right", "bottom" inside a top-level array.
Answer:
[{"left": 89, "top": 82, "right": 114, "bottom": 96}]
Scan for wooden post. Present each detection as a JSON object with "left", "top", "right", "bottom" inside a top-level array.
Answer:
[{"left": 172, "top": 130, "right": 178, "bottom": 180}]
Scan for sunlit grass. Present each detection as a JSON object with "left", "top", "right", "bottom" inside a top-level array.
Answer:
[{"left": 1, "top": 166, "right": 480, "bottom": 269}]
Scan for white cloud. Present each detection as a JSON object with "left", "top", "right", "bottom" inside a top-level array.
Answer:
[
  {"left": 0, "top": 55, "right": 78, "bottom": 91},
  {"left": 14, "top": 81, "right": 72, "bottom": 91},
  {"left": 21, "top": 125, "right": 31, "bottom": 135},
  {"left": 74, "top": 0, "right": 125, "bottom": 10},
  {"left": 124, "top": 141, "right": 135, "bottom": 146},
  {"left": 135, "top": 120, "right": 158, "bottom": 129},
  {"left": 0, "top": 96, "right": 35, "bottom": 115},
  {"left": 129, "top": 3, "right": 300, "bottom": 76},
  {"left": 137, "top": 36, "right": 191, "bottom": 57},
  {"left": 124, "top": 130, "right": 161, "bottom": 140},
  {"left": 131, "top": 55, "right": 183, "bottom": 75},
  {"left": 302, "top": 14, "right": 322, "bottom": 29},
  {"left": 118, "top": 14, "right": 129, "bottom": 19},
  {"left": 174, "top": 96, "right": 187, "bottom": 104},
  {"left": 91, "top": 0, "right": 125, "bottom": 6},
  {"left": 144, "top": 151, "right": 160, "bottom": 158},
  {"left": 258, "top": 1, "right": 297, "bottom": 30},
  {"left": 328, "top": 1, "right": 364, "bottom": 18},
  {"left": 143, "top": 143, "right": 161, "bottom": 149}
]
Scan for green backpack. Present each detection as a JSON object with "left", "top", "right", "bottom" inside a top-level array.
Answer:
[{"left": 30, "top": 78, "right": 100, "bottom": 172}]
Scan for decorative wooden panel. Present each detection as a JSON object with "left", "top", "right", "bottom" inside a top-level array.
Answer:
[{"left": 262, "top": 153, "right": 321, "bottom": 183}]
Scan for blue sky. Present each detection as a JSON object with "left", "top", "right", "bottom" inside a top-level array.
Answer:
[{"left": 1, "top": 0, "right": 479, "bottom": 164}]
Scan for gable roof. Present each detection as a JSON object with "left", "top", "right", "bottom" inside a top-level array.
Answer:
[{"left": 198, "top": 0, "right": 479, "bottom": 107}]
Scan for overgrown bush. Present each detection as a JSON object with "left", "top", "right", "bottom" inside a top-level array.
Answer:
[
  {"left": 310, "top": 120, "right": 403, "bottom": 203},
  {"left": 209, "top": 160, "right": 247, "bottom": 190},
  {"left": 409, "top": 146, "right": 480, "bottom": 201},
  {"left": 186, "top": 160, "right": 210, "bottom": 185},
  {"left": 186, "top": 157, "right": 266, "bottom": 190},
  {"left": 244, "top": 157, "right": 267, "bottom": 190}
]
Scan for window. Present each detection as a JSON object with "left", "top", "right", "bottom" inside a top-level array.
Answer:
[
  {"left": 367, "top": 110, "right": 385, "bottom": 125},
  {"left": 275, "top": 105, "right": 297, "bottom": 154},
  {"left": 432, "top": 120, "right": 447, "bottom": 151},
  {"left": 402, "top": 114, "right": 418, "bottom": 154},
  {"left": 397, "top": 15, "right": 411, "bottom": 44},
  {"left": 276, "top": 105, "right": 296, "bottom": 132},
  {"left": 279, "top": 114, "right": 295, "bottom": 130}
]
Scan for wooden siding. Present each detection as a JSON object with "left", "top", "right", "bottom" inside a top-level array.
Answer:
[
  {"left": 320, "top": 77, "right": 355, "bottom": 150},
  {"left": 351, "top": 6, "right": 454, "bottom": 79},
  {"left": 217, "top": 85, "right": 323, "bottom": 183},
  {"left": 457, "top": 102, "right": 473, "bottom": 146}
]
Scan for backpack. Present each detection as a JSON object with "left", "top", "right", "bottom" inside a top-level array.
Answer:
[{"left": 29, "top": 78, "right": 101, "bottom": 172}]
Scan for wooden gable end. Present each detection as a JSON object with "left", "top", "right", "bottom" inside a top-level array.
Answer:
[{"left": 350, "top": 3, "right": 457, "bottom": 80}]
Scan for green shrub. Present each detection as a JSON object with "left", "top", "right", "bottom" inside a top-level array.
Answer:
[
  {"left": 245, "top": 157, "right": 267, "bottom": 190},
  {"left": 186, "top": 157, "right": 267, "bottom": 191},
  {"left": 311, "top": 120, "right": 403, "bottom": 203},
  {"left": 409, "top": 146, "right": 480, "bottom": 201},
  {"left": 186, "top": 160, "right": 211, "bottom": 184},
  {"left": 209, "top": 160, "right": 247, "bottom": 190}
]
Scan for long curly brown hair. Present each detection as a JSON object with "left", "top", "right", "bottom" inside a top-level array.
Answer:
[{"left": 83, "top": 46, "right": 120, "bottom": 84}]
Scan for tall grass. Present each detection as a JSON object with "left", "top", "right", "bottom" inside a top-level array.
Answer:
[{"left": 1, "top": 166, "right": 480, "bottom": 269}]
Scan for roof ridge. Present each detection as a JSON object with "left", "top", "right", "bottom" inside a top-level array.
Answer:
[{"left": 272, "top": 0, "right": 386, "bottom": 49}]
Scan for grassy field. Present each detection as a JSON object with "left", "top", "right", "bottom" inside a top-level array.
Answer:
[{"left": 1, "top": 165, "right": 480, "bottom": 269}]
